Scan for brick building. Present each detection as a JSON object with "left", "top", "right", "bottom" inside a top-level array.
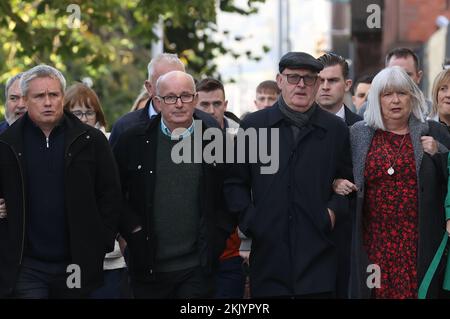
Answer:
[{"left": 351, "top": 0, "right": 450, "bottom": 82}]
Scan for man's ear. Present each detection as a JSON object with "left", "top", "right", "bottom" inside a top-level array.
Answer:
[
  {"left": 144, "top": 80, "right": 153, "bottom": 96},
  {"left": 153, "top": 96, "right": 161, "bottom": 110},
  {"left": 417, "top": 70, "right": 423, "bottom": 84},
  {"left": 344, "top": 79, "right": 353, "bottom": 92},
  {"left": 192, "top": 93, "right": 199, "bottom": 107},
  {"left": 276, "top": 74, "right": 283, "bottom": 90}
]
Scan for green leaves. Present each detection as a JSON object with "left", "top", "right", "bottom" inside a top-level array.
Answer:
[{"left": 0, "top": 0, "right": 267, "bottom": 127}]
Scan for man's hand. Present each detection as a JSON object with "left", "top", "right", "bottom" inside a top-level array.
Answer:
[
  {"left": 332, "top": 179, "right": 358, "bottom": 196},
  {"left": 0, "top": 198, "right": 6, "bottom": 219},
  {"left": 239, "top": 250, "right": 250, "bottom": 265},
  {"left": 327, "top": 208, "right": 336, "bottom": 230},
  {"left": 447, "top": 220, "right": 450, "bottom": 236},
  {"left": 118, "top": 236, "right": 127, "bottom": 256},
  {"left": 421, "top": 136, "right": 438, "bottom": 156}
]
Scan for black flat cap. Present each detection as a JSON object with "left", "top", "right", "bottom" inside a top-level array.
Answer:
[{"left": 279, "top": 52, "right": 323, "bottom": 73}]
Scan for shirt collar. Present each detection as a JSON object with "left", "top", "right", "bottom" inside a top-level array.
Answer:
[
  {"left": 335, "top": 104, "right": 346, "bottom": 121},
  {"left": 160, "top": 117, "right": 195, "bottom": 139},
  {"left": 148, "top": 100, "right": 158, "bottom": 119}
]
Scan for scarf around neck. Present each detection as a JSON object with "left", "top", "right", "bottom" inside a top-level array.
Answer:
[{"left": 278, "top": 95, "right": 316, "bottom": 128}]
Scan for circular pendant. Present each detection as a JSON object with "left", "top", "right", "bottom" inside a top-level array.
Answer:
[{"left": 387, "top": 167, "right": 394, "bottom": 175}]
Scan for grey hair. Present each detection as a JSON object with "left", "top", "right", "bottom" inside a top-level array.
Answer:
[
  {"left": 147, "top": 53, "right": 185, "bottom": 81},
  {"left": 20, "top": 64, "right": 66, "bottom": 97},
  {"left": 155, "top": 71, "right": 195, "bottom": 96},
  {"left": 5, "top": 72, "right": 24, "bottom": 100},
  {"left": 364, "top": 66, "right": 426, "bottom": 130}
]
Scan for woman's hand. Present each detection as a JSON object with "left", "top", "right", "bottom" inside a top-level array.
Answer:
[
  {"left": 421, "top": 136, "right": 438, "bottom": 156},
  {"left": 333, "top": 179, "right": 358, "bottom": 196}
]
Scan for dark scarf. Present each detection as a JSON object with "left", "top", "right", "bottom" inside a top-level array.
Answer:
[{"left": 278, "top": 95, "right": 316, "bottom": 128}]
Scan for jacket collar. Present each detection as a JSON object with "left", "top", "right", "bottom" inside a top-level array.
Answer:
[
  {"left": 139, "top": 98, "right": 153, "bottom": 122},
  {"left": 0, "top": 111, "right": 89, "bottom": 154},
  {"left": 142, "top": 109, "right": 220, "bottom": 137},
  {"left": 344, "top": 105, "right": 363, "bottom": 126}
]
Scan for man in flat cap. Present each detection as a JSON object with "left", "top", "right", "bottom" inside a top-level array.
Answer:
[{"left": 224, "top": 52, "right": 353, "bottom": 298}]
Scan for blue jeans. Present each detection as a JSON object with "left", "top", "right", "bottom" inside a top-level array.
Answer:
[{"left": 13, "top": 257, "right": 85, "bottom": 299}]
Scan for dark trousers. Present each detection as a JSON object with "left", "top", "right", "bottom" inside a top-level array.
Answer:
[
  {"left": 214, "top": 256, "right": 245, "bottom": 298},
  {"left": 90, "top": 268, "right": 132, "bottom": 299},
  {"left": 131, "top": 266, "right": 213, "bottom": 299},
  {"left": 12, "top": 257, "right": 87, "bottom": 299}
]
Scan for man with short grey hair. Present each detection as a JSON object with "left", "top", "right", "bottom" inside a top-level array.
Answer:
[
  {"left": 0, "top": 73, "right": 27, "bottom": 134},
  {"left": 0, "top": 64, "right": 122, "bottom": 298},
  {"left": 109, "top": 53, "right": 186, "bottom": 146}
]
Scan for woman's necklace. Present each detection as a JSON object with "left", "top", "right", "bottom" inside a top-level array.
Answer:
[{"left": 381, "top": 131, "right": 408, "bottom": 176}]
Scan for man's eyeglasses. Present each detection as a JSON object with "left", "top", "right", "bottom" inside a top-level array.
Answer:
[
  {"left": 158, "top": 93, "right": 196, "bottom": 104},
  {"left": 282, "top": 73, "right": 317, "bottom": 86},
  {"left": 72, "top": 110, "right": 96, "bottom": 119}
]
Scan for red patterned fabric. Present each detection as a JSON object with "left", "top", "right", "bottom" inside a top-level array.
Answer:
[
  {"left": 363, "top": 129, "right": 418, "bottom": 299},
  {"left": 220, "top": 229, "right": 241, "bottom": 261}
]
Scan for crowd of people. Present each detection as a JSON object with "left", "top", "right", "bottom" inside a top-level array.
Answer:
[{"left": 0, "top": 47, "right": 450, "bottom": 299}]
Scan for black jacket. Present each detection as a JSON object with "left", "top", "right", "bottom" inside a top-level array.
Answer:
[
  {"left": 224, "top": 103, "right": 353, "bottom": 297},
  {"left": 344, "top": 106, "right": 362, "bottom": 126},
  {"left": 0, "top": 111, "right": 122, "bottom": 297},
  {"left": 113, "top": 113, "right": 235, "bottom": 281}
]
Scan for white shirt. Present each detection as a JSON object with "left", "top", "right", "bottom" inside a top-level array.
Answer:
[{"left": 335, "top": 105, "right": 346, "bottom": 122}]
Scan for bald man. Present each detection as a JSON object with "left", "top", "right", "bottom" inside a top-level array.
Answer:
[{"left": 113, "top": 71, "right": 234, "bottom": 298}]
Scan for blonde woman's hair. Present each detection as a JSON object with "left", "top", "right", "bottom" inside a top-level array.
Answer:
[{"left": 430, "top": 69, "right": 450, "bottom": 118}]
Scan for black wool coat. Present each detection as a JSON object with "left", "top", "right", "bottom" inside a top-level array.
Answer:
[{"left": 224, "top": 103, "right": 353, "bottom": 297}]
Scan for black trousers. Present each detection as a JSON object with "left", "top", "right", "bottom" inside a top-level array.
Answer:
[{"left": 131, "top": 266, "right": 214, "bottom": 299}]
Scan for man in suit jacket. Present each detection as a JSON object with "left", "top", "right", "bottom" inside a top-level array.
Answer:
[
  {"left": 316, "top": 53, "right": 362, "bottom": 298},
  {"left": 316, "top": 53, "right": 362, "bottom": 126},
  {"left": 109, "top": 53, "right": 186, "bottom": 146}
]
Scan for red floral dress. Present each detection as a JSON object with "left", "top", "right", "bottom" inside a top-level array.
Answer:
[{"left": 363, "top": 129, "right": 418, "bottom": 299}]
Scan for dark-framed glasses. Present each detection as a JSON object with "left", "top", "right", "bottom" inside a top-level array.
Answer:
[
  {"left": 282, "top": 73, "right": 317, "bottom": 86},
  {"left": 72, "top": 110, "right": 96, "bottom": 119},
  {"left": 158, "top": 93, "right": 196, "bottom": 104}
]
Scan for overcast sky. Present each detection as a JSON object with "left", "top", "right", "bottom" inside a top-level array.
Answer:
[{"left": 216, "top": 0, "right": 331, "bottom": 115}]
